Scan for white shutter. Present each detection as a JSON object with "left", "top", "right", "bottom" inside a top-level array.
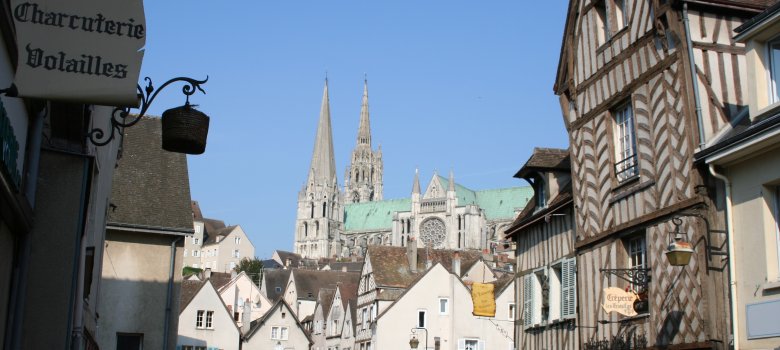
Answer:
[
  {"left": 561, "top": 258, "right": 577, "bottom": 319},
  {"left": 457, "top": 339, "right": 466, "bottom": 350},
  {"left": 478, "top": 340, "right": 485, "bottom": 350},
  {"left": 523, "top": 274, "right": 535, "bottom": 326}
]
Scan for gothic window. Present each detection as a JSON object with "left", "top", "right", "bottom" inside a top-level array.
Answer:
[
  {"left": 353, "top": 192, "right": 360, "bottom": 203},
  {"left": 304, "top": 222, "right": 308, "bottom": 237},
  {"left": 316, "top": 221, "right": 320, "bottom": 236},
  {"left": 310, "top": 203, "right": 314, "bottom": 219},
  {"left": 406, "top": 220, "right": 411, "bottom": 233},
  {"left": 420, "top": 218, "right": 446, "bottom": 247},
  {"left": 323, "top": 202, "right": 327, "bottom": 217}
]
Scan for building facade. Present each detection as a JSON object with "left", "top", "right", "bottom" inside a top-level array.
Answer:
[
  {"left": 295, "top": 79, "right": 532, "bottom": 260},
  {"left": 554, "top": 0, "right": 772, "bottom": 348}
]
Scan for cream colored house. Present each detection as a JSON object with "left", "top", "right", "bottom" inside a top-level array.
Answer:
[
  {"left": 178, "top": 279, "right": 241, "bottom": 350},
  {"left": 696, "top": 4, "right": 780, "bottom": 348},
  {"left": 242, "top": 300, "right": 312, "bottom": 350},
  {"left": 282, "top": 268, "right": 360, "bottom": 320},
  {"left": 372, "top": 263, "right": 515, "bottom": 350},
  {"left": 200, "top": 225, "right": 255, "bottom": 273},
  {"left": 218, "top": 271, "right": 272, "bottom": 328}
]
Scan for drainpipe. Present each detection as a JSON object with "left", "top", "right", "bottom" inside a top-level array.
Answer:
[
  {"left": 683, "top": 3, "right": 707, "bottom": 149},
  {"left": 163, "top": 236, "right": 183, "bottom": 350},
  {"left": 709, "top": 165, "right": 739, "bottom": 349}
]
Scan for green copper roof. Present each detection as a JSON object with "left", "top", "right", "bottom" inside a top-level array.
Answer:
[
  {"left": 344, "top": 198, "right": 411, "bottom": 231},
  {"left": 436, "top": 176, "right": 477, "bottom": 204},
  {"left": 475, "top": 187, "right": 534, "bottom": 220}
]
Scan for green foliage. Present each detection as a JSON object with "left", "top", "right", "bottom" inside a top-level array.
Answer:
[
  {"left": 182, "top": 266, "right": 203, "bottom": 277},
  {"left": 234, "top": 257, "right": 263, "bottom": 285}
]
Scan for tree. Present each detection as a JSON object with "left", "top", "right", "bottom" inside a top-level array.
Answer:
[{"left": 234, "top": 257, "right": 263, "bottom": 285}]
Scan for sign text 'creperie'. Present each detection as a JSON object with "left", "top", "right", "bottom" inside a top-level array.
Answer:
[{"left": 11, "top": 0, "right": 145, "bottom": 107}]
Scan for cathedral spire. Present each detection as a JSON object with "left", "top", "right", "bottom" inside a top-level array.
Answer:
[
  {"left": 356, "top": 78, "right": 371, "bottom": 146},
  {"left": 413, "top": 168, "right": 421, "bottom": 194},
  {"left": 449, "top": 170, "right": 455, "bottom": 191},
  {"left": 308, "top": 79, "right": 337, "bottom": 186}
]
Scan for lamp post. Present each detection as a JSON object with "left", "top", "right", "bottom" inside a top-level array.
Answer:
[
  {"left": 86, "top": 76, "right": 211, "bottom": 154},
  {"left": 409, "top": 327, "right": 428, "bottom": 350}
]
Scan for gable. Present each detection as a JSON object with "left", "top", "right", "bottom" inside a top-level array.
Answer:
[
  {"left": 423, "top": 174, "right": 446, "bottom": 199},
  {"left": 181, "top": 281, "right": 240, "bottom": 334}
]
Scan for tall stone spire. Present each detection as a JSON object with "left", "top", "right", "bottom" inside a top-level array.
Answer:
[
  {"left": 413, "top": 168, "right": 421, "bottom": 194},
  {"left": 308, "top": 79, "right": 337, "bottom": 185},
  {"left": 356, "top": 78, "right": 371, "bottom": 146}
]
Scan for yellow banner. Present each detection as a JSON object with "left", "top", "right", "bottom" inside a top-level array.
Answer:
[{"left": 471, "top": 283, "right": 496, "bottom": 317}]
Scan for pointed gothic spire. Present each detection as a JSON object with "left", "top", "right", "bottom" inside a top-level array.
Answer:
[
  {"left": 308, "top": 79, "right": 337, "bottom": 186},
  {"left": 357, "top": 78, "right": 371, "bottom": 146},
  {"left": 449, "top": 170, "right": 455, "bottom": 191},
  {"left": 412, "top": 168, "right": 421, "bottom": 194}
]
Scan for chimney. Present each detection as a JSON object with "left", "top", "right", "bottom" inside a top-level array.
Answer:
[
  {"left": 407, "top": 237, "right": 418, "bottom": 273},
  {"left": 204, "top": 268, "right": 212, "bottom": 280},
  {"left": 453, "top": 252, "right": 461, "bottom": 276},
  {"left": 241, "top": 299, "right": 252, "bottom": 334}
]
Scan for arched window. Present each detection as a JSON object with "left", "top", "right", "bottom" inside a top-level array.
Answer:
[
  {"left": 316, "top": 221, "right": 320, "bottom": 236},
  {"left": 310, "top": 203, "right": 314, "bottom": 218},
  {"left": 323, "top": 202, "right": 327, "bottom": 217},
  {"left": 304, "top": 222, "right": 308, "bottom": 237},
  {"left": 458, "top": 232, "right": 462, "bottom": 249},
  {"left": 407, "top": 219, "right": 411, "bottom": 233}
]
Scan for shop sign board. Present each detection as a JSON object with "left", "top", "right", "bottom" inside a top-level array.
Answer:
[
  {"left": 11, "top": 0, "right": 145, "bottom": 106},
  {"left": 602, "top": 287, "right": 638, "bottom": 317}
]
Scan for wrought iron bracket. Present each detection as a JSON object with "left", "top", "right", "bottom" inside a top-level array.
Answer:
[
  {"left": 86, "top": 76, "right": 208, "bottom": 146},
  {"left": 600, "top": 268, "right": 651, "bottom": 292},
  {"left": 0, "top": 84, "right": 18, "bottom": 97}
]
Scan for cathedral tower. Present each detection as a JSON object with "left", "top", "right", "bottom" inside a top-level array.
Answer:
[
  {"left": 296, "top": 79, "right": 343, "bottom": 259},
  {"left": 344, "top": 79, "right": 384, "bottom": 203}
]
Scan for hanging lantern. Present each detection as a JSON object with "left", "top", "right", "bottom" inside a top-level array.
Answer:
[
  {"left": 665, "top": 217, "right": 694, "bottom": 266},
  {"left": 161, "top": 102, "right": 210, "bottom": 154},
  {"left": 409, "top": 336, "right": 420, "bottom": 349}
]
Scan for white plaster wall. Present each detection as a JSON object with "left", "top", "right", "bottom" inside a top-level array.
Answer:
[
  {"left": 177, "top": 283, "right": 240, "bottom": 350},
  {"left": 243, "top": 303, "right": 310, "bottom": 350},
  {"left": 218, "top": 273, "right": 270, "bottom": 327},
  {"left": 376, "top": 264, "right": 512, "bottom": 350}
]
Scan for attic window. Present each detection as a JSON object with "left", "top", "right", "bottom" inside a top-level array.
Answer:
[
  {"left": 308, "top": 292, "right": 313, "bottom": 298},
  {"left": 275, "top": 287, "right": 282, "bottom": 293}
]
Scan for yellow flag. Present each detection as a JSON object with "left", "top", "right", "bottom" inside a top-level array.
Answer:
[{"left": 471, "top": 283, "right": 496, "bottom": 317}]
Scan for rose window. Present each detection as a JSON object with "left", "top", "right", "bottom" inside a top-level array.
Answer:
[{"left": 420, "top": 218, "right": 446, "bottom": 247}]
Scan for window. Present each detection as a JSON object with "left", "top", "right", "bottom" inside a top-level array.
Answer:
[
  {"left": 458, "top": 339, "right": 484, "bottom": 350},
  {"left": 508, "top": 303, "right": 516, "bottom": 320},
  {"left": 271, "top": 326, "right": 288, "bottom": 340},
  {"left": 770, "top": 38, "right": 780, "bottom": 103},
  {"left": 535, "top": 177, "right": 546, "bottom": 208},
  {"left": 193, "top": 250, "right": 200, "bottom": 257},
  {"left": 271, "top": 327, "right": 278, "bottom": 339},
  {"left": 280, "top": 327, "right": 288, "bottom": 340},
  {"left": 439, "top": 298, "right": 449, "bottom": 315},
  {"left": 613, "top": 102, "right": 638, "bottom": 182},
  {"left": 193, "top": 237, "right": 199, "bottom": 245},
  {"left": 417, "top": 309, "right": 427, "bottom": 328},
  {"left": 774, "top": 187, "right": 780, "bottom": 278},
  {"left": 235, "top": 237, "right": 241, "bottom": 244},
  {"left": 233, "top": 249, "right": 240, "bottom": 258},
  {"left": 195, "top": 347, "right": 206, "bottom": 350},
  {"left": 594, "top": 0, "right": 608, "bottom": 45},
  {"left": 182, "top": 346, "right": 194, "bottom": 350},
  {"left": 362, "top": 309, "right": 368, "bottom": 329},
  {"left": 116, "top": 333, "right": 143, "bottom": 350},
  {"left": 205, "top": 311, "right": 214, "bottom": 329},
  {"left": 344, "top": 320, "right": 351, "bottom": 338},
  {"left": 614, "top": 0, "right": 627, "bottom": 30},
  {"left": 626, "top": 235, "right": 647, "bottom": 292},
  {"left": 275, "top": 286, "right": 282, "bottom": 293},
  {"left": 196, "top": 310, "right": 204, "bottom": 328},
  {"left": 332, "top": 319, "right": 339, "bottom": 336}
]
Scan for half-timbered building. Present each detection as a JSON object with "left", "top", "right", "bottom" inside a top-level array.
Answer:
[
  {"left": 507, "top": 148, "right": 578, "bottom": 350},
  {"left": 554, "top": 0, "right": 774, "bottom": 348}
]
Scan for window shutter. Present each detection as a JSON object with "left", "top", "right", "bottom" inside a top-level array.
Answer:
[
  {"left": 523, "top": 274, "right": 533, "bottom": 326},
  {"left": 457, "top": 339, "right": 466, "bottom": 350},
  {"left": 478, "top": 340, "right": 486, "bottom": 350},
  {"left": 561, "top": 258, "right": 577, "bottom": 319}
]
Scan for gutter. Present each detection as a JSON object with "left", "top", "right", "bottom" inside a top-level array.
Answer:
[
  {"left": 708, "top": 165, "right": 739, "bottom": 350},
  {"left": 683, "top": 3, "right": 707, "bottom": 149},
  {"left": 162, "top": 236, "right": 183, "bottom": 350}
]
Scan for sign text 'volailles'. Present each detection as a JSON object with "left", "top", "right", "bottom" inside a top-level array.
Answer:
[{"left": 11, "top": 0, "right": 145, "bottom": 106}]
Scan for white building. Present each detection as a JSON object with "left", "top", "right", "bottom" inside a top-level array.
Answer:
[
  {"left": 242, "top": 300, "right": 312, "bottom": 350},
  {"left": 178, "top": 279, "right": 241, "bottom": 350},
  {"left": 183, "top": 208, "right": 256, "bottom": 273}
]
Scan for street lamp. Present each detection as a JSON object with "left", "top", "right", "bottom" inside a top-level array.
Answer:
[
  {"left": 666, "top": 217, "right": 694, "bottom": 266},
  {"left": 409, "top": 327, "right": 427, "bottom": 350},
  {"left": 86, "top": 76, "right": 211, "bottom": 154}
]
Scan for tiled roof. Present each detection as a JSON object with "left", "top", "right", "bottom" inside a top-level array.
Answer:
[
  {"left": 275, "top": 250, "right": 303, "bottom": 267},
  {"left": 203, "top": 225, "right": 238, "bottom": 246},
  {"left": 291, "top": 270, "right": 360, "bottom": 301},
  {"left": 107, "top": 117, "right": 192, "bottom": 232},
  {"left": 191, "top": 201, "right": 203, "bottom": 220},
  {"left": 513, "top": 148, "right": 570, "bottom": 179},
  {"left": 317, "top": 288, "right": 336, "bottom": 319},
  {"left": 209, "top": 272, "right": 233, "bottom": 291},
  {"left": 367, "top": 246, "right": 482, "bottom": 289},
  {"left": 179, "top": 279, "right": 206, "bottom": 312},
  {"left": 326, "top": 262, "right": 364, "bottom": 272},
  {"left": 263, "top": 269, "right": 291, "bottom": 302},
  {"left": 344, "top": 198, "right": 411, "bottom": 231}
]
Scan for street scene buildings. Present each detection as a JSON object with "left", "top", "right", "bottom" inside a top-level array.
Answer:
[{"left": 1, "top": 0, "right": 779, "bottom": 349}]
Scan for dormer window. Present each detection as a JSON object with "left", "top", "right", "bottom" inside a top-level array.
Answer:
[{"left": 534, "top": 176, "right": 546, "bottom": 209}]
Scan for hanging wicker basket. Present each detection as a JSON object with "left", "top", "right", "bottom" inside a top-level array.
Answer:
[{"left": 161, "top": 103, "right": 210, "bottom": 154}]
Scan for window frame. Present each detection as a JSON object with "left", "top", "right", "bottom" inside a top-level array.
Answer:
[
  {"left": 767, "top": 36, "right": 780, "bottom": 104},
  {"left": 439, "top": 297, "right": 450, "bottom": 315},
  {"left": 774, "top": 186, "right": 780, "bottom": 280},
  {"left": 417, "top": 309, "right": 427, "bottom": 328},
  {"left": 624, "top": 233, "right": 648, "bottom": 293},
  {"left": 196, "top": 310, "right": 204, "bottom": 328},
  {"left": 612, "top": 101, "right": 639, "bottom": 183},
  {"left": 508, "top": 303, "right": 516, "bottom": 321},
  {"left": 205, "top": 310, "right": 214, "bottom": 329}
]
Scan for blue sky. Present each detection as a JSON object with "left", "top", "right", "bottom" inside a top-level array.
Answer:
[{"left": 140, "top": 1, "right": 570, "bottom": 259}]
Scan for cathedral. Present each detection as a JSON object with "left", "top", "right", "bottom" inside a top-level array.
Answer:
[{"left": 294, "top": 79, "right": 532, "bottom": 259}]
